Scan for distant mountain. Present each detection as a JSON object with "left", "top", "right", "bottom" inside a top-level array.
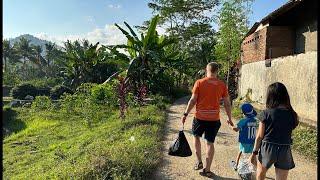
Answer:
[{"left": 8, "top": 34, "right": 63, "bottom": 56}]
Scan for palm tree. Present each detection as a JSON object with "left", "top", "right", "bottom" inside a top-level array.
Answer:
[
  {"left": 3, "top": 39, "right": 12, "bottom": 72},
  {"left": 45, "top": 42, "right": 56, "bottom": 67},
  {"left": 13, "top": 37, "right": 34, "bottom": 77},
  {"left": 3, "top": 39, "right": 22, "bottom": 72},
  {"left": 29, "top": 45, "right": 50, "bottom": 76}
]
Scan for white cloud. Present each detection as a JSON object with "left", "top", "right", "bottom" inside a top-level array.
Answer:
[
  {"left": 107, "top": 4, "right": 121, "bottom": 9},
  {"left": 35, "top": 24, "right": 127, "bottom": 47},
  {"left": 84, "top": 16, "right": 95, "bottom": 23}
]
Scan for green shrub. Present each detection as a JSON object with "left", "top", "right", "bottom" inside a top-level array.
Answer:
[
  {"left": 3, "top": 66, "right": 21, "bottom": 86},
  {"left": 60, "top": 93, "right": 79, "bottom": 114},
  {"left": 3, "top": 106, "right": 14, "bottom": 125},
  {"left": 232, "top": 106, "right": 243, "bottom": 120},
  {"left": 148, "top": 94, "right": 171, "bottom": 110},
  {"left": 171, "top": 87, "right": 191, "bottom": 99},
  {"left": 11, "top": 83, "right": 38, "bottom": 99},
  {"left": 75, "top": 83, "right": 98, "bottom": 95},
  {"left": 3, "top": 106, "right": 26, "bottom": 136},
  {"left": 31, "top": 96, "right": 54, "bottom": 111},
  {"left": 91, "top": 84, "right": 117, "bottom": 106},
  {"left": 11, "top": 83, "right": 51, "bottom": 99},
  {"left": 50, "top": 85, "right": 73, "bottom": 100}
]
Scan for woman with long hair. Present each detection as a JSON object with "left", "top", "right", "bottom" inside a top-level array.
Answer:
[{"left": 248, "top": 82, "right": 299, "bottom": 180}]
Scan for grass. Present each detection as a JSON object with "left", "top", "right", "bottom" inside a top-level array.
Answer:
[
  {"left": 231, "top": 106, "right": 317, "bottom": 162},
  {"left": 3, "top": 105, "right": 166, "bottom": 179},
  {"left": 292, "top": 125, "right": 317, "bottom": 162},
  {"left": 231, "top": 106, "right": 243, "bottom": 120}
]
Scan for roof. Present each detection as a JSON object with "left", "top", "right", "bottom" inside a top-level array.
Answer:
[{"left": 243, "top": 0, "right": 304, "bottom": 39}]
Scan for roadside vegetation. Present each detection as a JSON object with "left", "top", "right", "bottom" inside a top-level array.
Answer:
[{"left": 3, "top": 0, "right": 316, "bottom": 178}]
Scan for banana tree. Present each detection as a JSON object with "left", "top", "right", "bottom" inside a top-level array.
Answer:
[
  {"left": 104, "top": 15, "right": 177, "bottom": 90},
  {"left": 60, "top": 40, "right": 103, "bottom": 88}
]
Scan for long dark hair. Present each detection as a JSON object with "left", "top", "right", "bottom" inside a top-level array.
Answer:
[{"left": 266, "top": 82, "right": 299, "bottom": 128}]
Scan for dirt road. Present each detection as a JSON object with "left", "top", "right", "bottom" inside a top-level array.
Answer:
[{"left": 153, "top": 96, "right": 317, "bottom": 180}]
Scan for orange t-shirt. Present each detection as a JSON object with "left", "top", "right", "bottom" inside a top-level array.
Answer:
[{"left": 192, "top": 77, "right": 229, "bottom": 121}]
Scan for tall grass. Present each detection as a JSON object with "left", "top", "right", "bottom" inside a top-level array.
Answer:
[{"left": 3, "top": 103, "right": 166, "bottom": 179}]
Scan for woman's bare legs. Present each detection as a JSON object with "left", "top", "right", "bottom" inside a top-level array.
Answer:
[
  {"left": 256, "top": 160, "right": 267, "bottom": 180},
  {"left": 275, "top": 168, "right": 289, "bottom": 180}
]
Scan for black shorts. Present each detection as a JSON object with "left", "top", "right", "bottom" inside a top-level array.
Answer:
[
  {"left": 192, "top": 118, "right": 221, "bottom": 143},
  {"left": 258, "top": 141, "right": 295, "bottom": 170}
]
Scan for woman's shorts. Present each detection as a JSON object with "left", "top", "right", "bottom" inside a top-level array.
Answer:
[
  {"left": 258, "top": 141, "right": 295, "bottom": 170},
  {"left": 239, "top": 143, "right": 254, "bottom": 153}
]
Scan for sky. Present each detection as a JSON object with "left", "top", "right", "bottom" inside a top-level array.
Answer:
[{"left": 3, "top": 0, "right": 288, "bottom": 46}]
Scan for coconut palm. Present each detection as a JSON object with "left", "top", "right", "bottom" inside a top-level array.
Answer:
[{"left": 45, "top": 42, "right": 55, "bottom": 67}]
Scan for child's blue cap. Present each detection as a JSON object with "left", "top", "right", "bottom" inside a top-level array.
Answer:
[{"left": 240, "top": 103, "right": 257, "bottom": 118}]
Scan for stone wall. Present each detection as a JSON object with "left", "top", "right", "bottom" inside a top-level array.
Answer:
[{"left": 239, "top": 51, "right": 317, "bottom": 125}]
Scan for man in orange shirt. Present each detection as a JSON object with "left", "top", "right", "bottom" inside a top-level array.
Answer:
[{"left": 181, "top": 62, "right": 234, "bottom": 177}]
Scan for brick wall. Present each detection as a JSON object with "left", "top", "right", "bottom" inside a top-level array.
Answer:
[
  {"left": 266, "top": 26, "right": 295, "bottom": 59},
  {"left": 241, "top": 26, "right": 295, "bottom": 64},
  {"left": 241, "top": 27, "right": 267, "bottom": 64}
]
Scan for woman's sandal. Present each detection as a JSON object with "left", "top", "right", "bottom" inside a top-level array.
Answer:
[
  {"left": 200, "top": 169, "right": 215, "bottom": 178},
  {"left": 194, "top": 161, "right": 203, "bottom": 170}
]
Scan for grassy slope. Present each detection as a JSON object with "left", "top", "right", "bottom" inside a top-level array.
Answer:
[{"left": 3, "top": 105, "right": 166, "bottom": 179}]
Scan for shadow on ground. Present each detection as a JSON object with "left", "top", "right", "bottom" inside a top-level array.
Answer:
[{"left": 3, "top": 108, "right": 27, "bottom": 136}]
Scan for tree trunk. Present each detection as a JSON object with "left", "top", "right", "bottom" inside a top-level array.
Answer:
[
  {"left": 4, "top": 57, "right": 7, "bottom": 72},
  {"left": 226, "top": 60, "right": 230, "bottom": 86}
]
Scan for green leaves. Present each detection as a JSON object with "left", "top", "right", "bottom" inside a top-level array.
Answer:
[{"left": 143, "top": 15, "right": 159, "bottom": 48}]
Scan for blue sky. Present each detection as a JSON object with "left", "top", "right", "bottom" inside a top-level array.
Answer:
[{"left": 3, "top": 0, "right": 288, "bottom": 45}]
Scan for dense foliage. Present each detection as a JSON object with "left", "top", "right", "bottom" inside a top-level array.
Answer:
[{"left": 11, "top": 83, "right": 49, "bottom": 99}]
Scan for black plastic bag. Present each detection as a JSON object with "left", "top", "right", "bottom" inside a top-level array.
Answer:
[{"left": 168, "top": 130, "right": 192, "bottom": 157}]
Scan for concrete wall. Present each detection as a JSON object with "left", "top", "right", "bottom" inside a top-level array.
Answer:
[
  {"left": 239, "top": 51, "right": 317, "bottom": 124},
  {"left": 295, "top": 20, "right": 317, "bottom": 53}
]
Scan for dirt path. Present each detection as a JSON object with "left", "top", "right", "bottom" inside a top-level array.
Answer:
[{"left": 153, "top": 96, "right": 317, "bottom": 180}]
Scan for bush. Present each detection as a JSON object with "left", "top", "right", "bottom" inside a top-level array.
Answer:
[
  {"left": 31, "top": 96, "right": 54, "bottom": 111},
  {"left": 24, "top": 77, "right": 63, "bottom": 88},
  {"left": 91, "top": 84, "right": 117, "bottom": 106},
  {"left": 148, "top": 94, "right": 171, "bottom": 110},
  {"left": 75, "top": 83, "right": 98, "bottom": 95},
  {"left": 171, "top": 87, "right": 191, "bottom": 99},
  {"left": 3, "top": 106, "right": 14, "bottom": 126},
  {"left": 50, "top": 85, "right": 73, "bottom": 100},
  {"left": 11, "top": 83, "right": 38, "bottom": 99},
  {"left": 11, "top": 83, "right": 50, "bottom": 99}
]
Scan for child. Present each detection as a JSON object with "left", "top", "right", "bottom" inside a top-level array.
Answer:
[{"left": 230, "top": 103, "right": 257, "bottom": 171}]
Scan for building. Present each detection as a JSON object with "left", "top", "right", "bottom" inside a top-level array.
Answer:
[{"left": 238, "top": 0, "right": 317, "bottom": 127}]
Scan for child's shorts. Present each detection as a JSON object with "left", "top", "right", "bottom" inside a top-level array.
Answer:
[{"left": 239, "top": 143, "right": 254, "bottom": 153}]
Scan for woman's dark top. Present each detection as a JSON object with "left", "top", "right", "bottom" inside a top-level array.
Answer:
[{"left": 257, "top": 107, "right": 296, "bottom": 145}]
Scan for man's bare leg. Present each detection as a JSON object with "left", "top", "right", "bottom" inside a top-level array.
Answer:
[
  {"left": 194, "top": 136, "right": 202, "bottom": 163},
  {"left": 205, "top": 141, "right": 214, "bottom": 171}
]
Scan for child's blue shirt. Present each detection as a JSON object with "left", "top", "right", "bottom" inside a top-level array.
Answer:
[{"left": 237, "top": 117, "right": 257, "bottom": 144}]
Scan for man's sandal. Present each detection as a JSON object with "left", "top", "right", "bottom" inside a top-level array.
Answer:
[
  {"left": 194, "top": 161, "right": 203, "bottom": 170},
  {"left": 200, "top": 169, "right": 215, "bottom": 178}
]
